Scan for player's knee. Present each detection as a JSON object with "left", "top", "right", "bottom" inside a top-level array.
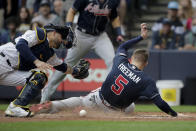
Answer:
[
  {"left": 30, "top": 72, "right": 48, "bottom": 89},
  {"left": 124, "top": 103, "right": 135, "bottom": 114},
  {"left": 13, "top": 72, "right": 48, "bottom": 106}
]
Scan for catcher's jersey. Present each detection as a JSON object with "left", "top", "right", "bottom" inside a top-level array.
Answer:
[
  {"left": 0, "top": 27, "right": 63, "bottom": 71},
  {"left": 101, "top": 54, "right": 159, "bottom": 108}
]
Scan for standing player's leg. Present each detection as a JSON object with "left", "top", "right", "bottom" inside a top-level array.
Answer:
[
  {"left": 3, "top": 70, "right": 48, "bottom": 117},
  {"left": 93, "top": 32, "right": 115, "bottom": 73},
  {"left": 40, "top": 29, "right": 94, "bottom": 103},
  {"left": 40, "top": 71, "right": 66, "bottom": 103},
  {"left": 65, "top": 29, "right": 98, "bottom": 66},
  {"left": 40, "top": 45, "right": 84, "bottom": 103}
]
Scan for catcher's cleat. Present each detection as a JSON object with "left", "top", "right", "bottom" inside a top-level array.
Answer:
[
  {"left": 5, "top": 102, "right": 34, "bottom": 117},
  {"left": 30, "top": 101, "right": 52, "bottom": 114}
]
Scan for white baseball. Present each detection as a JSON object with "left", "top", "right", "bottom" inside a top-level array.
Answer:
[{"left": 79, "top": 109, "right": 87, "bottom": 117}]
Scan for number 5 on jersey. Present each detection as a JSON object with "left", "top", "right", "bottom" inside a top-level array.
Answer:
[{"left": 111, "top": 75, "right": 129, "bottom": 95}]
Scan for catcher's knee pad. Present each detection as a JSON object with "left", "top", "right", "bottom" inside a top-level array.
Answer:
[
  {"left": 13, "top": 71, "right": 48, "bottom": 107},
  {"left": 31, "top": 71, "right": 48, "bottom": 89}
]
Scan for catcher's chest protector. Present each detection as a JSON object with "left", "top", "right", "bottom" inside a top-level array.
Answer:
[{"left": 18, "top": 27, "right": 55, "bottom": 71}]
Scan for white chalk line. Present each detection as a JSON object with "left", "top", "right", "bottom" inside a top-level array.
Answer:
[{"left": 36, "top": 113, "right": 195, "bottom": 120}]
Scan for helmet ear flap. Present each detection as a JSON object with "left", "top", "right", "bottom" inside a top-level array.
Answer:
[{"left": 44, "top": 23, "right": 56, "bottom": 32}]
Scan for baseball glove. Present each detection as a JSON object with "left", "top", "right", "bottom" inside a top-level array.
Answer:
[
  {"left": 72, "top": 59, "right": 90, "bottom": 79},
  {"left": 66, "top": 26, "right": 76, "bottom": 49}
]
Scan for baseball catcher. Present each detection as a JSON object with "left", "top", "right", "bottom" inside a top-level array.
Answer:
[{"left": 0, "top": 23, "right": 90, "bottom": 117}]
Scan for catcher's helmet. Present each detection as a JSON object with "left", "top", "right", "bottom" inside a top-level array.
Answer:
[
  {"left": 44, "top": 23, "right": 69, "bottom": 40},
  {"left": 44, "top": 23, "right": 76, "bottom": 49}
]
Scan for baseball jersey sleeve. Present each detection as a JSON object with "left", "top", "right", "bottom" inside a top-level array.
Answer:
[
  {"left": 113, "top": 36, "right": 143, "bottom": 66},
  {"left": 15, "top": 29, "right": 45, "bottom": 63},
  {"left": 107, "top": 0, "right": 118, "bottom": 20},
  {"left": 113, "top": 53, "right": 129, "bottom": 67},
  {"left": 109, "top": 8, "right": 118, "bottom": 20},
  {"left": 15, "top": 30, "right": 39, "bottom": 47},
  {"left": 72, "top": 0, "right": 87, "bottom": 11},
  {"left": 116, "top": 36, "right": 143, "bottom": 55},
  {"left": 15, "top": 38, "right": 37, "bottom": 63},
  {"left": 140, "top": 79, "right": 177, "bottom": 117},
  {"left": 152, "top": 94, "right": 177, "bottom": 117},
  {"left": 140, "top": 79, "right": 159, "bottom": 99}
]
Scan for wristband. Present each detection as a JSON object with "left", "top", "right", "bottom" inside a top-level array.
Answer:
[
  {"left": 66, "top": 22, "right": 73, "bottom": 27},
  {"left": 115, "top": 27, "right": 122, "bottom": 36}
]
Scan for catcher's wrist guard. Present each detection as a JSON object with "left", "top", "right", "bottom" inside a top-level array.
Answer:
[{"left": 115, "top": 27, "right": 122, "bottom": 36}]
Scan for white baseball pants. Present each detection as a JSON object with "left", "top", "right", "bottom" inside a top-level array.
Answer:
[{"left": 0, "top": 51, "right": 31, "bottom": 87}]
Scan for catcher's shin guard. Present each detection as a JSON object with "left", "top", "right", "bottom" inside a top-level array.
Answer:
[{"left": 13, "top": 71, "right": 48, "bottom": 107}]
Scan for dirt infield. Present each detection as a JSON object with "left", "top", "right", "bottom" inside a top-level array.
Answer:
[{"left": 1, "top": 108, "right": 196, "bottom": 122}]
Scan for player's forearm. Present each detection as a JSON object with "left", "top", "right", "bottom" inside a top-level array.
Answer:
[
  {"left": 112, "top": 16, "right": 122, "bottom": 36},
  {"left": 65, "top": 65, "right": 73, "bottom": 74},
  {"left": 16, "top": 38, "right": 37, "bottom": 63},
  {"left": 54, "top": 63, "right": 75, "bottom": 74},
  {"left": 116, "top": 36, "right": 143, "bottom": 53},
  {"left": 153, "top": 95, "right": 177, "bottom": 117},
  {"left": 112, "top": 16, "right": 121, "bottom": 28},
  {"left": 66, "top": 8, "right": 76, "bottom": 26}
]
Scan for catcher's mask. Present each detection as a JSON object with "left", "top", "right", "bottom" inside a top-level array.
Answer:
[{"left": 44, "top": 23, "right": 73, "bottom": 49}]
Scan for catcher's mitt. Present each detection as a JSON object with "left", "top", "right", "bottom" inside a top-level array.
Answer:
[{"left": 72, "top": 59, "right": 90, "bottom": 79}]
